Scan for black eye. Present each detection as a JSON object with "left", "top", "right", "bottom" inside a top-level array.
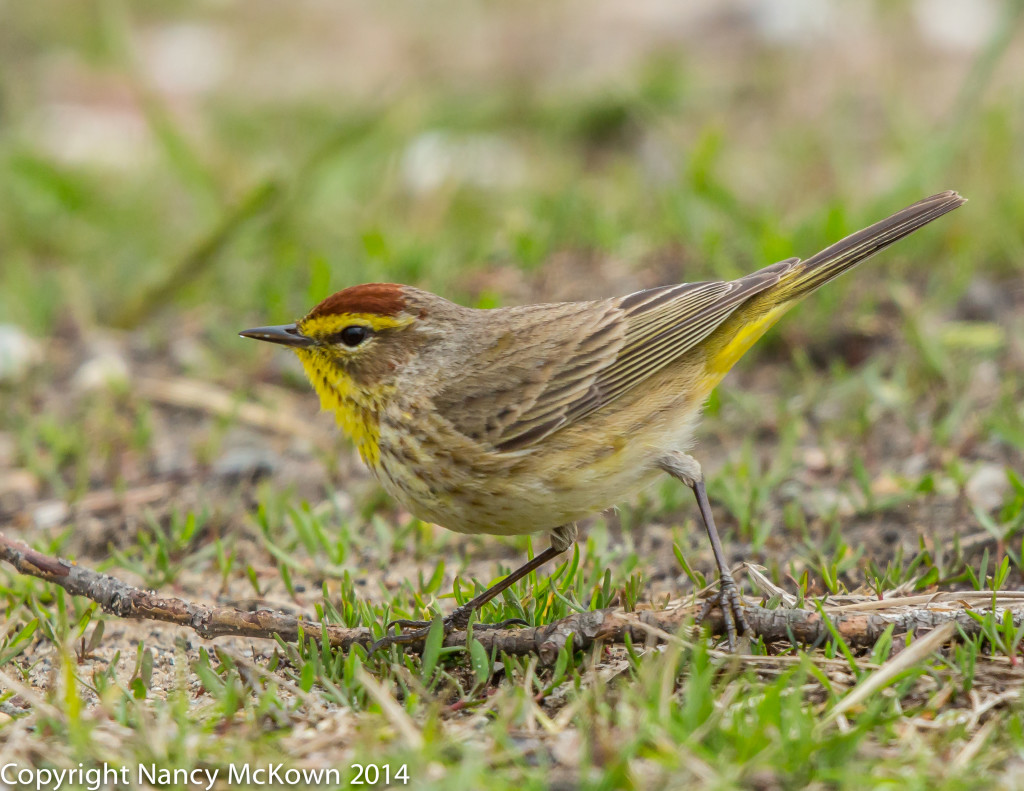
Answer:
[{"left": 336, "top": 325, "right": 370, "bottom": 347}]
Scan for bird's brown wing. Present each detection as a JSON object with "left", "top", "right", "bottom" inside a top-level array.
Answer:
[
  {"left": 434, "top": 262, "right": 797, "bottom": 452},
  {"left": 430, "top": 300, "right": 626, "bottom": 448}
]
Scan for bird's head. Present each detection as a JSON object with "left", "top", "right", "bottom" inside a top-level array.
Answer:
[{"left": 240, "top": 283, "right": 431, "bottom": 462}]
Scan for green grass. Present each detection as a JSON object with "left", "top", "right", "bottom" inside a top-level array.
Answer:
[{"left": 2, "top": 2, "right": 1024, "bottom": 788}]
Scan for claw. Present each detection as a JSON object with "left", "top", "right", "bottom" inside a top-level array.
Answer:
[
  {"left": 384, "top": 617, "right": 433, "bottom": 634},
  {"left": 370, "top": 607, "right": 530, "bottom": 654},
  {"left": 370, "top": 623, "right": 434, "bottom": 654},
  {"left": 695, "top": 572, "right": 749, "bottom": 651}
]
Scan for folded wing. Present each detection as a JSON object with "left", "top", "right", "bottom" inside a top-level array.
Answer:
[{"left": 434, "top": 264, "right": 796, "bottom": 451}]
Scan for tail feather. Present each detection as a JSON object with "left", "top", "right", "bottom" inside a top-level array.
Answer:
[
  {"left": 775, "top": 190, "right": 966, "bottom": 301},
  {"left": 701, "top": 190, "right": 965, "bottom": 381}
]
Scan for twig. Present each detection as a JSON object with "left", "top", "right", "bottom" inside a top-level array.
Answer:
[
  {"left": 3, "top": 532, "right": 1023, "bottom": 662},
  {"left": 0, "top": 532, "right": 368, "bottom": 650},
  {"left": 137, "top": 377, "right": 324, "bottom": 443},
  {"left": 111, "top": 181, "right": 283, "bottom": 329}
]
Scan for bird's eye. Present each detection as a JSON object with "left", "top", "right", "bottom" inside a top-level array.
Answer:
[{"left": 336, "top": 325, "right": 370, "bottom": 347}]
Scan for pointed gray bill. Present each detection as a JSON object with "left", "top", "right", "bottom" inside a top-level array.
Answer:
[{"left": 239, "top": 324, "right": 314, "bottom": 348}]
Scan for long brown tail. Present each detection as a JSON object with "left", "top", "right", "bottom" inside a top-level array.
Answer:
[
  {"left": 774, "top": 190, "right": 966, "bottom": 302},
  {"left": 700, "top": 191, "right": 966, "bottom": 381}
]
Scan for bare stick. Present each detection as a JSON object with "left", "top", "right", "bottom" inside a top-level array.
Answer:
[
  {"left": 0, "top": 533, "right": 369, "bottom": 650},
  {"left": 3, "top": 533, "right": 1020, "bottom": 661}
]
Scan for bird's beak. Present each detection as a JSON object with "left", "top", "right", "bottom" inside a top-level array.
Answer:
[{"left": 239, "top": 324, "right": 314, "bottom": 349}]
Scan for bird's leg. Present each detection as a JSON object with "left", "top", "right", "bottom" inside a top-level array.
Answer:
[
  {"left": 691, "top": 478, "right": 750, "bottom": 647},
  {"left": 387, "top": 548, "right": 559, "bottom": 633},
  {"left": 372, "top": 523, "right": 577, "bottom": 652},
  {"left": 660, "top": 452, "right": 749, "bottom": 650}
]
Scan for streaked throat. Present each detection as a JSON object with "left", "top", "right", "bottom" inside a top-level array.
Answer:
[{"left": 294, "top": 349, "right": 388, "bottom": 466}]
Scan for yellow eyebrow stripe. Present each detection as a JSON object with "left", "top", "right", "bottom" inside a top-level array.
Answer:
[{"left": 299, "top": 312, "right": 414, "bottom": 336}]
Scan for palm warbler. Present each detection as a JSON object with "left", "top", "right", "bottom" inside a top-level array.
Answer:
[{"left": 242, "top": 191, "right": 964, "bottom": 649}]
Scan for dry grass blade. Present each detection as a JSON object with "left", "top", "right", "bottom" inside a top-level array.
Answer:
[
  {"left": 744, "top": 563, "right": 799, "bottom": 606},
  {"left": 951, "top": 718, "right": 998, "bottom": 770},
  {"left": 826, "top": 591, "right": 1024, "bottom": 613},
  {"left": 137, "top": 377, "right": 323, "bottom": 442},
  {"left": 353, "top": 666, "right": 424, "bottom": 750},
  {"left": 822, "top": 621, "right": 956, "bottom": 725}
]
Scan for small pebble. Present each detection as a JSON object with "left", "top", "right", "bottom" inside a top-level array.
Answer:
[
  {"left": 902, "top": 453, "right": 929, "bottom": 478},
  {"left": 142, "top": 23, "right": 231, "bottom": 97},
  {"left": 213, "top": 446, "right": 278, "bottom": 482},
  {"left": 956, "top": 278, "right": 1008, "bottom": 322},
  {"left": 914, "top": 0, "right": 999, "bottom": 51},
  {"left": 401, "top": 131, "right": 525, "bottom": 194},
  {"left": 965, "top": 464, "right": 1009, "bottom": 512},
  {"left": 0, "top": 469, "right": 40, "bottom": 513},
  {"left": 0, "top": 325, "right": 42, "bottom": 383},
  {"left": 746, "top": 0, "right": 837, "bottom": 45},
  {"left": 871, "top": 475, "right": 903, "bottom": 497},
  {"left": 74, "top": 350, "right": 130, "bottom": 392},
  {"left": 32, "top": 500, "right": 70, "bottom": 530},
  {"left": 803, "top": 447, "right": 829, "bottom": 473}
]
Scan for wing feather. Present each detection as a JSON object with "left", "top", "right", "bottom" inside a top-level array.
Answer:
[{"left": 434, "top": 261, "right": 799, "bottom": 452}]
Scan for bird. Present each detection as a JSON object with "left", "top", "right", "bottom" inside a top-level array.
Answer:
[{"left": 241, "top": 190, "right": 965, "bottom": 650}]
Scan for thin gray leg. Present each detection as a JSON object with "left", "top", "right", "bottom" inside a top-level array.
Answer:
[
  {"left": 691, "top": 479, "right": 750, "bottom": 649},
  {"left": 372, "top": 524, "right": 577, "bottom": 652},
  {"left": 659, "top": 452, "right": 749, "bottom": 650}
]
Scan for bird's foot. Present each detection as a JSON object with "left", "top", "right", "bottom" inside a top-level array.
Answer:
[
  {"left": 370, "top": 604, "right": 528, "bottom": 653},
  {"left": 696, "top": 572, "right": 750, "bottom": 651}
]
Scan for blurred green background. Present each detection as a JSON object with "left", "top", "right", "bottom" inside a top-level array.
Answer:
[{"left": 2, "top": 0, "right": 1020, "bottom": 351}]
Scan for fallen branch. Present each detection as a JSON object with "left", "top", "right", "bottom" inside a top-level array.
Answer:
[
  {"left": 2, "top": 532, "right": 1021, "bottom": 662},
  {"left": 0, "top": 532, "right": 368, "bottom": 651}
]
